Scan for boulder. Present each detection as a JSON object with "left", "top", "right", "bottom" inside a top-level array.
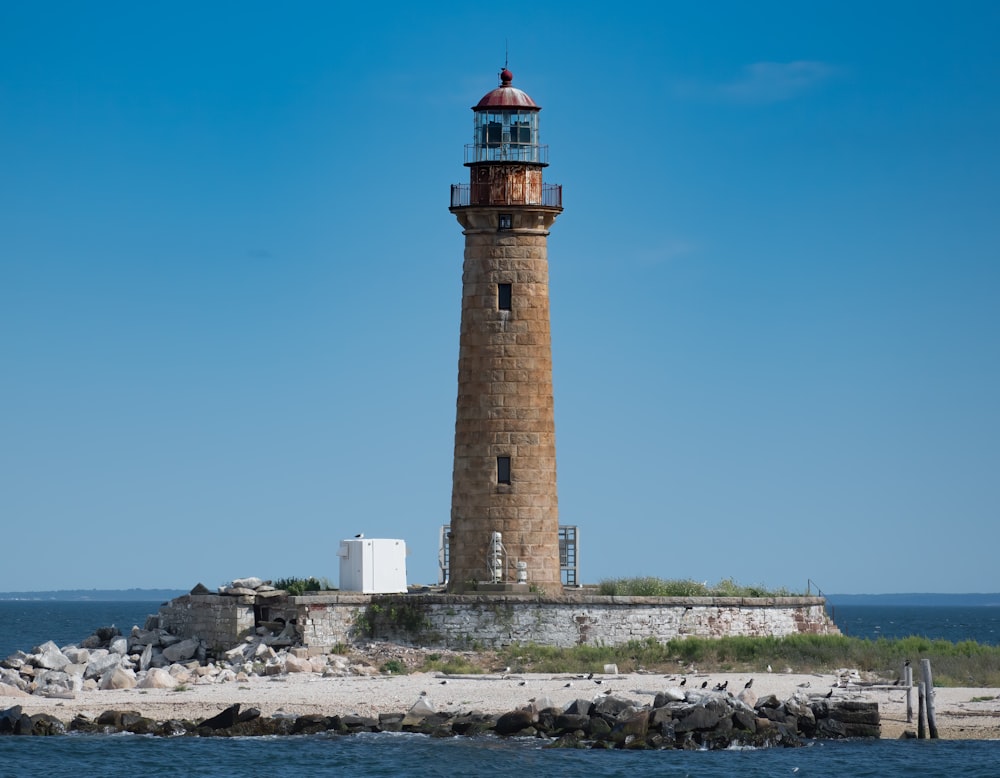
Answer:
[
  {"left": 83, "top": 651, "right": 121, "bottom": 680},
  {"left": 137, "top": 668, "right": 175, "bottom": 689},
  {"left": 653, "top": 687, "right": 687, "bottom": 706},
  {"left": 199, "top": 704, "right": 241, "bottom": 730},
  {"left": 109, "top": 637, "right": 129, "bottom": 656},
  {"left": 285, "top": 655, "right": 311, "bottom": 673},
  {"left": 495, "top": 709, "right": 535, "bottom": 736},
  {"left": 162, "top": 638, "right": 200, "bottom": 663},
  {"left": 99, "top": 667, "right": 137, "bottom": 690},
  {"left": 231, "top": 577, "right": 264, "bottom": 590},
  {"left": 33, "top": 644, "right": 70, "bottom": 671},
  {"left": 62, "top": 647, "right": 90, "bottom": 665},
  {"left": 223, "top": 587, "right": 257, "bottom": 597}
]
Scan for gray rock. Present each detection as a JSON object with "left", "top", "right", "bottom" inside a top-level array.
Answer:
[
  {"left": 83, "top": 651, "right": 120, "bottom": 680},
  {"left": 62, "top": 647, "right": 90, "bottom": 664},
  {"left": 34, "top": 644, "right": 70, "bottom": 671},
  {"left": 231, "top": 577, "right": 264, "bottom": 590},
  {"left": 99, "top": 667, "right": 137, "bottom": 690},
  {"left": 137, "top": 668, "right": 175, "bottom": 689},
  {"left": 162, "top": 638, "right": 200, "bottom": 663},
  {"left": 139, "top": 644, "right": 153, "bottom": 671},
  {"left": 109, "top": 637, "right": 129, "bottom": 656}
]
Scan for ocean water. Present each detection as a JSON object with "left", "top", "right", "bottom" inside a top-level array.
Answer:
[
  {"left": 2, "top": 601, "right": 999, "bottom": 775},
  {"left": 830, "top": 605, "right": 1000, "bottom": 645},
  {"left": 1, "top": 731, "right": 998, "bottom": 777}
]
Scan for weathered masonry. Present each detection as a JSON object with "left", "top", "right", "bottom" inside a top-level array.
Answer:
[
  {"left": 447, "top": 68, "right": 564, "bottom": 592},
  {"left": 157, "top": 592, "right": 838, "bottom": 653}
]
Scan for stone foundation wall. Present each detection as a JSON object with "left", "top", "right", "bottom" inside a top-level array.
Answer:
[
  {"left": 289, "top": 594, "right": 838, "bottom": 651},
  {"left": 156, "top": 594, "right": 257, "bottom": 652}
]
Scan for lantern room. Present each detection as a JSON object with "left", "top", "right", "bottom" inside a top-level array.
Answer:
[{"left": 466, "top": 69, "right": 546, "bottom": 165}]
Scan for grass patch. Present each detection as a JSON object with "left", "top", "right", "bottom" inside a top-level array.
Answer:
[
  {"left": 597, "top": 577, "right": 801, "bottom": 597},
  {"left": 419, "top": 656, "right": 483, "bottom": 675},
  {"left": 380, "top": 659, "right": 407, "bottom": 675},
  {"left": 495, "top": 635, "right": 1000, "bottom": 687}
]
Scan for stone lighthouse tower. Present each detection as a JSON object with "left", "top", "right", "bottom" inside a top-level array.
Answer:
[{"left": 447, "top": 68, "right": 563, "bottom": 593}]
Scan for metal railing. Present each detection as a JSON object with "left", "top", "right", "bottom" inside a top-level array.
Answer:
[
  {"left": 465, "top": 143, "right": 549, "bottom": 165},
  {"left": 450, "top": 183, "right": 562, "bottom": 209}
]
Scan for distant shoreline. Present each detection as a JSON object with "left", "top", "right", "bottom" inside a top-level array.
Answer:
[
  {"left": 0, "top": 589, "right": 185, "bottom": 602},
  {"left": 2, "top": 590, "right": 1000, "bottom": 606}
]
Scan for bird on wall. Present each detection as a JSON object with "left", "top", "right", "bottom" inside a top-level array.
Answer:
[{"left": 355, "top": 533, "right": 364, "bottom": 538}]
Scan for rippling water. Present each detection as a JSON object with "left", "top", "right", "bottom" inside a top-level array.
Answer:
[{"left": 1, "top": 731, "right": 998, "bottom": 777}]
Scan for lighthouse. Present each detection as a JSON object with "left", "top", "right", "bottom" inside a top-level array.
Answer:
[{"left": 447, "top": 68, "right": 563, "bottom": 593}]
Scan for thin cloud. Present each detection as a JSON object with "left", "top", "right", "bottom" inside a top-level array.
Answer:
[
  {"left": 723, "top": 61, "right": 838, "bottom": 103},
  {"left": 676, "top": 61, "right": 840, "bottom": 105}
]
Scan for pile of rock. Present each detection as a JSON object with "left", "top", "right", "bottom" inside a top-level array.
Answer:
[
  {"left": 0, "top": 623, "right": 361, "bottom": 700},
  {"left": 0, "top": 687, "right": 879, "bottom": 746}
]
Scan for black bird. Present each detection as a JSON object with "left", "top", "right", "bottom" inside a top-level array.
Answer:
[
  {"left": 719, "top": 680, "right": 728, "bottom": 691},
  {"left": 744, "top": 678, "right": 753, "bottom": 689},
  {"left": 680, "top": 677, "right": 687, "bottom": 687},
  {"left": 701, "top": 681, "right": 709, "bottom": 689},
  {"left": 825, "top": 689, "right": 834, "bottom": 698},
  {"left": 586, "top": 673, "right": 594, "bottom": 680}
]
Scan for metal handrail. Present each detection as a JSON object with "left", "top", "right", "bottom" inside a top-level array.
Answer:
[{"left": 450, "top": 183, "right": 562, "bottom": 208}]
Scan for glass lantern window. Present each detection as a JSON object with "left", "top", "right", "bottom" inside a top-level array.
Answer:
[{"left": 474, "top": 110, "right": 539, "bottom": 162}]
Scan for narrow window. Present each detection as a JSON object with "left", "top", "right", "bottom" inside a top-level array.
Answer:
[
  {"left": 498, "top": 213, "right": 512, "bottom": 231},
  {"left": 498, "top": 283, "right": 512, "bottom": 311},
  {"left": 497, "top": 456, "right": 511, "bottom": 484}
]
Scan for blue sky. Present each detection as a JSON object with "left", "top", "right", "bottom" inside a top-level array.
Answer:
[{"left": 2, "top": 2, "right": 998, "bottom": 594}]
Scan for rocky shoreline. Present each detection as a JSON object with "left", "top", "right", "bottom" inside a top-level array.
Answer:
[{"left": 3, "top": 619, "right": 998, "bottom": 743}]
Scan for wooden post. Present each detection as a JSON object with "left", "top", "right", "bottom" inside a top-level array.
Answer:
[
  {"left": 905, "top": 662, "right": 913, "bottom": 723},
  {"left": 917, "top": 682, "right": 926, "bottom": 739},
  {"left": 921, "top": 658, "right": 939, "bottom": 738}
]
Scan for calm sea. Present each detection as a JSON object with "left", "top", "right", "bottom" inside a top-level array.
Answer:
[{"left": 2, "top": 601, "right": 998, "bottom": 775}]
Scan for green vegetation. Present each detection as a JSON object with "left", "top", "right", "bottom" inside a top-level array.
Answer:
[
  {"left": 597, "top": 577, "right": 801, "bottom": 598},
  {"left": 380, "top": 659, "right": 407, "bottom": 675},
  {"left": 494, "top": 635, "right": 1000, "bottom": 687},
  {"left": 419, "top": 654, "right": 483, "bottom": 675},
  {"left": 273, "top": 577, "right": 335, "bottom": 595}
]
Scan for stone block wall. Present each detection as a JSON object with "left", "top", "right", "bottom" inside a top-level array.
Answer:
[
  {"left": 156, "top": 594, "right": 256, "bottom": 652},
  {"left": 287, "top": 594, "right": 838, "bottom": 651},
  {"left": 449, "top": 207, "right": 563, "bottom": 592}
]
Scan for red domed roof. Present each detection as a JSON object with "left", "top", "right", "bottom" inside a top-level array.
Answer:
[{"left": 474, "top": 69, "right": 539, "bottom": 110}]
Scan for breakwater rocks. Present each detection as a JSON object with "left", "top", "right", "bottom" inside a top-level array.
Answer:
[{"left": 0, "top": 689, "right": 879, "bottom": 747}]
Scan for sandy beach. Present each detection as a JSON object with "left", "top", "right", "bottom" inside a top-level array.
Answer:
[{"left": 5, "top": 669, "right": 998, "bottom": 740}]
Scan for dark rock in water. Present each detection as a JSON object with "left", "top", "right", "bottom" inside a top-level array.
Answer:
[
  {"left": 199, "top": 704, "right": 241, "bottom": 730},
  {"left": 121, "top": 712, "right": 157, "bottom": 735},
  {"left": 546, "top": 732, "right": 586, "bottom": 748},
  {"left": 96, "top": 709, "right": 141, "bottom": 729},
  {"left": 237, "top": 707, "right": 261, "bottom": 723},
  {"left": 554, "top": 712, "right": 591, "bottom": 734},
  {"left": 592, "top": 694, "right": 635, "bottom": 721},
  {"left": 609, "top": 711, "right": 649, "bottom": 745},
  {"left": 451, "top": 713, "right": 496, "bottom": 736},
  {"left": 69, "top": 714, "right": 98, "bottom": 733},
  {"left": 675, "top": 704, "right": 724, "bottom": 733},
  {"left": 0, "top": 706, "right": 23, "bottom": 734},
  {"left": 156, "top": 719, "right": 188, "bottom": 737},
  {"left": 378, "top": 712, "right": 404, "bottom": 732},
  {"left": 27, "top": 713, "right": 66, "bottom": 736},
  {"left": 589, "top": 716, "right": 612, "bottom": 739},
  {"left": 291, "top": 714, "right": 331, "bottom": 735},
  {"left": 495, "top": 709, "right": 535, "bottom": 736}
]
